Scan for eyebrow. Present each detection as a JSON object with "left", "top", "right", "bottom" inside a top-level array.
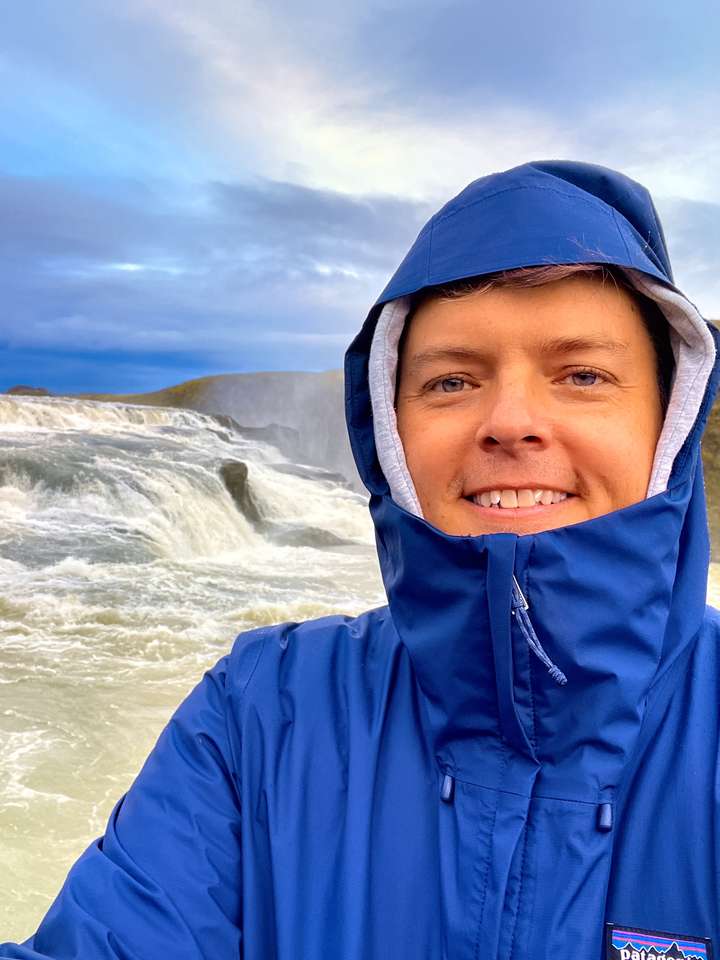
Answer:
[{"left": 405, "top": 335, "right": 632, "bottom": 374}]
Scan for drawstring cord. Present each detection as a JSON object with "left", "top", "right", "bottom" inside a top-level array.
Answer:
[{"left": 511, "top": 575, "right": 568, "bottom": 686}]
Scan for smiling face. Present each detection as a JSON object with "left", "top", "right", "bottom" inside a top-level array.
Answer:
[{"left": 395, "top": 274, "right": 665, "bottom": 536}]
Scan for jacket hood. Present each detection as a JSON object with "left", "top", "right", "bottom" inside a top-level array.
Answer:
[{"left": 344, "top": 160, "right": 720, "bottom": 801}]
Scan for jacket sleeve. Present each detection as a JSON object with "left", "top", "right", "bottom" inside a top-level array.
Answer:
[{"left": 0, "top": 652, "right": 245, "bottom": 960}]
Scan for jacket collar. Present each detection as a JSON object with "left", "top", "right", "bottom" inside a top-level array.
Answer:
[{"left": 371, "top": 455, "right": 709, "bottom": 803}]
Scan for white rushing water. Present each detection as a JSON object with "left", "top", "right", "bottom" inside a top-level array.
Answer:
[
  {"left": 1, "top": 394, "right": 719, "bottom": 941},
  {"left": 0, "top": 395, "right": 385, "bottom": 940}
]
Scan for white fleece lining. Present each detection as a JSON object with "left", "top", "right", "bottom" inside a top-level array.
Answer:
[
  {"left": 626, "top": 270, "right": 716, "bottom": 496},
  {"left": 369, "top": 271, "right": 716, "bottom": 516},
  {"left": 368, "top": 296, "right": 422, "bottom": 514}
]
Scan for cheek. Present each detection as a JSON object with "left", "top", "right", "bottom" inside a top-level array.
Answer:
[
  {"left": 567, "top": 411, "right": 659, "bottom": 502},
  {"left": 397, "top": 411, "right": 467, "bottom": 496}
]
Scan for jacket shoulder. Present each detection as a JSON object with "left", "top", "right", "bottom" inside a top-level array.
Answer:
[
  {"left": 693, "top": 603, "right": 720, "bottom": 668},
  {"left": 704, "top": 603, "right": 720, "bottom": 634},
  {"left": 224, "top": 605, "right": 396, "bottom": 706},
  {"left": 681, "top": 604, "right": 720, "bottom": 681}
]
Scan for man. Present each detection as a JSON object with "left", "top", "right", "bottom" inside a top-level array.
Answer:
[{"left": 2, "top": 160, "right": 719, "bottom": 959}]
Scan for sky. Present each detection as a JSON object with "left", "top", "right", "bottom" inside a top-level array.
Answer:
[{"left": 0, "top": 0, "right": 718, "bottom": 394}]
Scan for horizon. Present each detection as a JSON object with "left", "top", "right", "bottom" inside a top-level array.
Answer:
[{"left": 3, "top": 366, "right": 346, "bottom": 397}]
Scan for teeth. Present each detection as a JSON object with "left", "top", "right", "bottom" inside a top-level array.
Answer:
[
  {"left": 500, "top": 489, "right": 518, "bottom": 508},
  {"left": 473, "top": 488, "right": 569, "bottom": 509}
]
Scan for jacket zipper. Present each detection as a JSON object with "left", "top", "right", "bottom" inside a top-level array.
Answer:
[{"left": 511, "top": 575, "right": 567, "bottom": 685}]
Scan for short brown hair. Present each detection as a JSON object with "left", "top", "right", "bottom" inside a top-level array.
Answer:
[{"left": 399, "top": 264, "right": 674, "bottom": 413}]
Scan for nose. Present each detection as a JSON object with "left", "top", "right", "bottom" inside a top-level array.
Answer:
[{"left": 476, "top": 373, "right": 550, "bottom": 454}]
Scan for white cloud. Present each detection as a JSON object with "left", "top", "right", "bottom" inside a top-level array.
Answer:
[{"left": 122, "top": 1, "right": 720, "bottom": 210}]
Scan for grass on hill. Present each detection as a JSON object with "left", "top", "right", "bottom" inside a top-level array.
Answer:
[{"left": 73, "top": 374, "right": 219, "bottom": 408}]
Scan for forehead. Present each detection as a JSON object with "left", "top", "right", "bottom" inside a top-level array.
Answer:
[{"left": 399, "top": 274, "right": 651, "bottom": 358}]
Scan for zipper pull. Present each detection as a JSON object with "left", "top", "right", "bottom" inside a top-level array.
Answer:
[
  {"left": 440, "top": 773, "right": 455, "bottom": 804},
  {"left": 597, "top": 802, "right": 613, "bottom": 832},
  {"left": 512, "top": 574, "right": 530, "bottom": 611},
  {"left": 512, "top": 575, "right": 568, "bottom": 686}
]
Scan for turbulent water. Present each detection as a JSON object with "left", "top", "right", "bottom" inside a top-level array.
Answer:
[
  {"left": 0, "top": 395, "right": 385, "bottom": 940},
  {"left": 1, "top": 395, "right": 719, "bottom": 941}
]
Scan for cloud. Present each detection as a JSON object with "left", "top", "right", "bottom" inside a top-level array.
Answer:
[
  {"left": 0, "top": 173, "right": 432, "bottom": 387},
  {"left": 656, "top": 195, "right": 720, "bottom": 318},
  {"left": 122, "top": 0, "right": 720, "bottom": 203},
  {"left": 3, "top": 1, "right": 717, "bottom": 201}
]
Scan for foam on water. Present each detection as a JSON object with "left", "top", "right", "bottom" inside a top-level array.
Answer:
[
  {"left": 708, "top": 563, "right": 720, "bottom": 608},
  {"left": 248, "top": 459, "right": 373, "bottom": 543},
  {"left": 0, "top": 394, "right": 232, "bottom": 435}
]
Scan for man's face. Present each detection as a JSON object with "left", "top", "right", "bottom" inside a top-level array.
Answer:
[{"left": 395, "top": 274, "right": 665, "bottom": 537}]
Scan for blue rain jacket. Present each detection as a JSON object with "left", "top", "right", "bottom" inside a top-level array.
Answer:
[{"left": 3, "top": 160, "right": 720, "bottom": 959}]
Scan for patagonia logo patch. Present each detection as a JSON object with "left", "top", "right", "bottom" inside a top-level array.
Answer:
[{"left": 606, "top": 923, "right": 713, "bottom": 959}]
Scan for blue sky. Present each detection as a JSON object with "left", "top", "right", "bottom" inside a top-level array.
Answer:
[{"left": 1, "top": 0, "right": 718, "bottom": 393}]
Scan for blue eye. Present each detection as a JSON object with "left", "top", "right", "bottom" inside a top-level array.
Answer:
[
  {"left": 568, "top": 370, "right": 602, "bottom": 386},
  {"left": 433, "top": 377, "right": 467, "bottom": 393}
]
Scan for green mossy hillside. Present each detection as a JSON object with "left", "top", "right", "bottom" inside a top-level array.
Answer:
[{"left": 73, "top": 374, "right": 220, "bottom": 408}]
